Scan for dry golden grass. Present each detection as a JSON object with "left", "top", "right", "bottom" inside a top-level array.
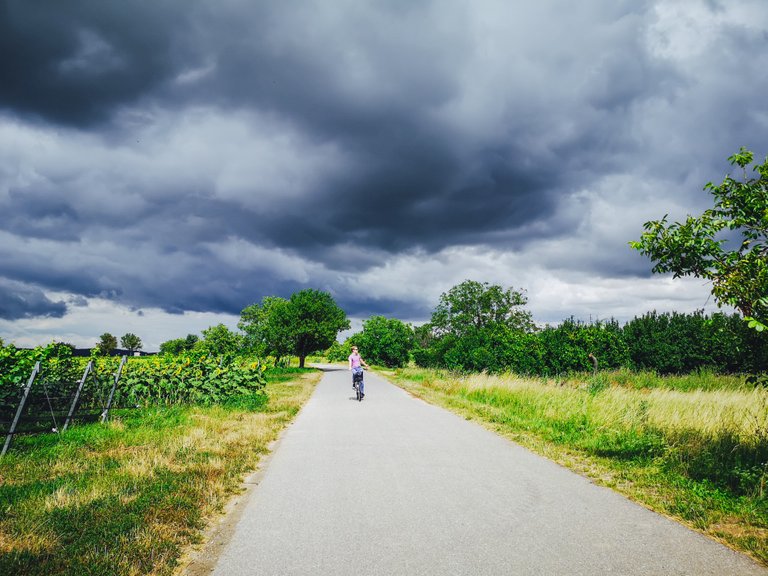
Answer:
[
  {"left": 0, "top": 529, "right": 57, "bottom": 556},
  {"left": 413, "top": 368, "right": 768, "bottom": 441},
  {"left": 642, "top": 388, "right": 768, "bottom": 440}
]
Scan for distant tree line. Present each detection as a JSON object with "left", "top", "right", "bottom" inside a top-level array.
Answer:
[
  {"left": 145, "top": 279, "right": 767, "bottom": 377},
  {"left": 7, "top": 281, "right": 764, "bottom": 377},
  {"left": 410, "top": 281, "right": 768, "bottom": 375},
  {"left": 27, "top": 333, "right": 149, "bottom": 357},
  {"left": 327, "top": 315, "right": 415, "bottom": 368},
  {"left": 92, "top": 332, "right": 144, "bottom": 356},
  {"left": 328, "top": 280, "right": 768, "bottom": 376},
  {"left": 158, "top": 288, "right": 350, "bottom": 368}
]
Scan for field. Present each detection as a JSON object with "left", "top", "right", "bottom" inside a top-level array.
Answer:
[
  {"left": 0, "top": 367, "right": 320, "bottom": 576},
  {"left": 3, "top": 360, "right": 767, "bottom": 571},
  {"left": 387, "top": 367, "right": 768, "bottom": 566}
]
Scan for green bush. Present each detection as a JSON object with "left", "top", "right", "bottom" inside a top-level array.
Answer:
[
  {"left": 0, "top": 343, "right": 82, "bottom": 417},
  {"left": 325, "top": 341, "right": 352, "bottom": 362},
  {"left": 353, "top": 316, "right": 414, "bottom": 368},
  {"left": 415, "top": 309, "right": 768, "bottom": 377},
  {"left": 0, "top": 347, "right": 267, "bottom": 423},
  {"left": 114, "top": 354, "right": 266, "bottom": 405},
  {"left": 537, "top": 318, "right": 629, "bottom": 376},
  {"left": 625, "top": 311, "right": 768, "bottom": 374}
]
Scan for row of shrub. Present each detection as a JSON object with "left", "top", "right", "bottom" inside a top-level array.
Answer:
[
  {"left": 0, "top": 343, "right": 267, "bottom": 421},
  {"left": 414, "top": 311, "right": 768, "bottom": 376},
  {"left": 326, "top": 309, "right": 763, "bottom": 375}
]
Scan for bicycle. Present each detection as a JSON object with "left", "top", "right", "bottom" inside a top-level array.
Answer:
[{"left": 352, "top": 368, "right": 364, "bottom": 402}]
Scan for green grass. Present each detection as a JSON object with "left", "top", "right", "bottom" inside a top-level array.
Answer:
[
  {"left": 263, "top": 366, "right": 317, "bottom": 382},
  {"left": 0, "top": 368, "right": 321, "bottom": 576},
  {"left": 390, "top": 367, "right": 768, "bottom": 566},
  {"left": 581, "top": 367, "right": 751, "bottom": 392}
]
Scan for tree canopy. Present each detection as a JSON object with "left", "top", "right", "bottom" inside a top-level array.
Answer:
[
  {"left": 159, "top": 334, "right": 198, "bottom": 355},
  {"left": 95, "top": 332, "right": 117, "bottom": 356},
  {"left": 631, "top": 148, "right": 768, "bottom": 331},
  {"left": 412, "top": 280, "right": 536, "bottom": 372},
  {"left": 196, "top": 324, "right": 245, "bottom": 356},
  {"left": 239, "top": 296, "right": 294, "bottom": 362},
  {"left": 431, "top": 279, "right": 535, "bottom": 337},
  {"left": 352, "top": 316, "right": 414, "bottom": 368},
  {"left": 240, "top": 289, "right": 350, "bottom": 367},
  {"left": 120, "top": 333, "right": 142, "bottom": 353},
  {"left": 286, "top": 289, "right": 350, "bottom": 367}
]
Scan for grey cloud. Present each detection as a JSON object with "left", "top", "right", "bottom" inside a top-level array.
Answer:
[
  {"left": 0, "top": 279, "right": 66, "bottom": 320},
  {"left": 1, "top": 0, "right": 767, "bottom": 327},
  {"left": 337, "top": 295, "right": 433, "bottom": 325},
  {"left": 3, "top": 186, "right": 82, "bottom": 241},
  {"left": 0, "top": 0, "right": 201, "bottom": 126}
]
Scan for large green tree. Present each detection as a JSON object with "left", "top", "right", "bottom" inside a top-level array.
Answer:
[
  {"left": 431, "top": 279, "right": 535, "bottom": 337},
  {"left": 415, "top": 280, "right": 535, "bottom": 372},
  {"left": 239, "top": 289, "right": 350, "bottom": 367},
  {"left": 239, "top": 296, "right": 294, "bottom": 364},
  {"left": 631, "top": 148, "right": 768, "bottom": 331},
  {"left": 195, "top": 324, "right": 244, "bottom": 356},
  {"left": 353, "top": 316, "right": 414, "bottom": 368},
  {"left": 95, "top": 332, "right": 117, "bottom": 356},
  {"left": 120, "top": 333, "right": 142, "bottom": 354},
  {"left": 287, "top": 289, "right": 350, "bottom": 368}
]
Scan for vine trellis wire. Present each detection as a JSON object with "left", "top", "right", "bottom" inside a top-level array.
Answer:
[{"left": 1, "top": 355, "right": 128, "bottom": 456}]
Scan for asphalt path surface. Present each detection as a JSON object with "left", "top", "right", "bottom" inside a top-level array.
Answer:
[{"left": 208, "top": 365, "right": 767, "bottom": 575}]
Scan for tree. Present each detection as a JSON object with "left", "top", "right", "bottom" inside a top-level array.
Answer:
[
  {"left": 159, "top": 338, "right": 187, "bottom": 355},
  {"left": 286, "top": 289, "right": 350, "bottom": 368},
  {"left": 416, "top": 280, "right": 536, "bottom": 372},
  {"left": 159, "top": 334, "right": 199, "bottom": 355},
  {"left": 354, "top": 316, "right": 414, "bottom": 368},
  {"left": 195, "top": 324, "right": 244, "bottom": 356},
  {"left": 631, "top": 148, "right": 768, "bottom": 331},
  {"left": 239, "top": 296, "right": 294, "bottom": 363},
  {"left": 184, "top": 333, "right": 199, "bottom": 349},
  {"left": 239, "top": 289, "right": 349, "bottom": 367},
  {"left": 431, "top": 280, "right": 535, "bottom": 337},
  {"left": 325, "top": 340, "right": 353, "bottom": 362},
  {"left": 120, "top": 333, "right": 142, "bottom": 354},
  {"left": 95, "top": 332, "right": 117, "bottom": 356}
]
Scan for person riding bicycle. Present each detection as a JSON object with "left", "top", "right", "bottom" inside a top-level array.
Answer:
[{"left": 348, "top": 346, "right": 369, "bottom": 398}]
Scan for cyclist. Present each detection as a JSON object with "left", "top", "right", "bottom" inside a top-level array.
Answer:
[{"left": 348, "top": 346, "right": 370, "bottom": 398}]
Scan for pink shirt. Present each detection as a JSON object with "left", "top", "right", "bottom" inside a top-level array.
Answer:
[{"left": 348, "top": 352, "right": 362, "bottom": 369}]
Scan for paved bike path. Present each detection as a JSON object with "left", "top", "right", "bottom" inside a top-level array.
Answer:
[{"left": 208, "top": 366, "right": 767, "bottom": 575}]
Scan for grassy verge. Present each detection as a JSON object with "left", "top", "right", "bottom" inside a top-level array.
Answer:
[
  {"left": 388, "top": 367, "right": 768, "bottom": 566},
  {"left": 0, "top": 368, "right": 321, "bottom": 576}
]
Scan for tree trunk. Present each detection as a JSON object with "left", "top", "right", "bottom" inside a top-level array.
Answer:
[
  {"left": 588, "top": 353, "right": 598, "bottom": 375},
  {"left": 299, "top": 355, "right": 306, "bottom": 368}
]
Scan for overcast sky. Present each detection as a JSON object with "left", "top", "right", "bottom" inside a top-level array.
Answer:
[{"left": 1, "top": 0, "right": 767, "bottom": 351}]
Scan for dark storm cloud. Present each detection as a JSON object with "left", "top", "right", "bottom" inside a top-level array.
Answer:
[
  {"left": 0, "top": 233, "right": 301, "bottom": 316},
  {"left": 174, "top": 3, "right": 651, "bottom": 257},
  {"left": 0, "top": 279, "right": 65, "bottom": 320},
  {"left": 1, "top": 0, "right": 767, "bottom": 326},
  {"left": 2, "top": 1, "right": 644, "bottom": 251},
  {"left": 0, "top": 0, "right": 201, "bottom": 125},
  {"left": 337, "top": 294, "right": 434, "bottom": 325},
  {"left": 2, "top": 186, "right": 82, "bottom": 241}
]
